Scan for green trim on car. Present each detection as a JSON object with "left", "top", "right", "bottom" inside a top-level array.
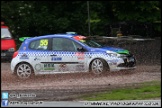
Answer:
[
  {"left": 117, "top": 50, "right": 129, "bottom": 54},
  {"left": 19, "top": 37, "right": 31, "bottom": 42}
]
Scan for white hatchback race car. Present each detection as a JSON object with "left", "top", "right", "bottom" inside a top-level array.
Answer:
[{"left": 11, "top": 33, "right": 136, "bottom": 78}]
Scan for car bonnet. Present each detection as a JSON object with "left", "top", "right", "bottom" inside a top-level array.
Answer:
[{"left": 89, "top": 46, "right": 130, "bottom": 55}]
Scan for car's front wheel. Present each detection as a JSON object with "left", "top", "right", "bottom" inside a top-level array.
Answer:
[
  {"left": 90, "top": 58, "right": 108, "bottom": 75},
  {"left": 15, "top": 63, "right": 33, "bottom": 79}
]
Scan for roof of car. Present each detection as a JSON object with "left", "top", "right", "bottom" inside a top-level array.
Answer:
[
  {"left": 25, "top": 34, "right": 79, "bottom": 41},
  {"left": 45, "top": 33, "right": 79, "bottom": 38}
]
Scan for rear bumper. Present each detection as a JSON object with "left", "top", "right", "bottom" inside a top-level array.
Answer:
[{"left": 1, "top": 52, "right": 14, "bottom": 61}]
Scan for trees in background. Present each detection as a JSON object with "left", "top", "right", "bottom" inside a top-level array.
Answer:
[{"left": 1, "top": 1, "right": 161, "bottom": 40}]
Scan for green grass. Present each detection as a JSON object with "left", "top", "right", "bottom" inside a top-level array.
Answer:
[{"left": 79, "top": 81, "right": 161, "bottom": 100}]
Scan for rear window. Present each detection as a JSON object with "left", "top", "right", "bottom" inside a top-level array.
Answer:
[
  {"left": 1, "top": 28, "right": 12, "bottom": 39},
  {"left": 29, "top": 38, "right": 49, "bottom": 50}
]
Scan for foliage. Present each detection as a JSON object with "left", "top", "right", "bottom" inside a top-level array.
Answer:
[{"left": 1, "top": 1, "right": 161, "bottom": 41}]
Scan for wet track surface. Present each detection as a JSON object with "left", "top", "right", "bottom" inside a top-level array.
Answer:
[{"left": 1, "top": 63, "right": 161, "bottom": 101}]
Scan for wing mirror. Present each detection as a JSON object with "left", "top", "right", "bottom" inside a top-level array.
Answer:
[{"left": 77, "top": 47, "right": 86, "bottom": 52}]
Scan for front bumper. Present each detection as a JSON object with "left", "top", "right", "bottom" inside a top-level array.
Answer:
[
  {"left": 117, "top": 56, "right": 136, "bottom": 67},
  {"left": 109, "top": 54, "right": 136, "bottom": 71}
]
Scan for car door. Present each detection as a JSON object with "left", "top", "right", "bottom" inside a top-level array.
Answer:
[
  {"left": 71, "top": 40, "right": 89, "bottom": 72},
  {"left": 28, "top": 38, "right": 52, "bottom": 74},
  {"left": 48, "top": 37, "right": 88, "bottom": 73}
]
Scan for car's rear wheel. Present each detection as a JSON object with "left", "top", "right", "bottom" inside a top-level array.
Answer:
[
  {"left": 15, "top": 63, "right": 33, "bottom": 79},
  {"left": 90, "top": 58, "right": 108, "bottom": 75}
]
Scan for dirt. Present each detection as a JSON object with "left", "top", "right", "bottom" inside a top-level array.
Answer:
[{"left": 1, "top": 63, "right": 161, "bottom": 101}]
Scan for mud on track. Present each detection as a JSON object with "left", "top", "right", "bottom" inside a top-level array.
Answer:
[{"left": 1, "top": 63, "right": 161, "bottom": 101}]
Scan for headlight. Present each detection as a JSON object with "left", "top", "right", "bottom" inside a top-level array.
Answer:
[
  {"left": 119, "top": 54, "right": 127, "bottom": 57},
  {"left": 106, "top": 51, "right": 118, "bottom": 57},
  {"left": 8, "top": 48, "right": 15, "bottom": 52},
  {"left": 108, "top": 53, "right": 118, "bottom": 57}
]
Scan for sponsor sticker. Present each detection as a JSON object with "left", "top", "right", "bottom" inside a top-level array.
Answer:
[
  {"left": 75, "top": 52, "right": 85, "bottom": 60},
  {"left": 51, "top": 57, "right": 62, "bottom": 61},
  {"left": 35, "top": 64, "right": 42, "bottom": 71},
  {"left": 20, "top": 54, "right": 29, "bottom": 59},
  {"left": 43, "top": 63, "right": 55, "bottom": 70},
  {"left": 59, "top": 64, "right": 68, "bottom": 72},
  {"left": 34, "top": 57, "right": 41, "bottom": 61}
]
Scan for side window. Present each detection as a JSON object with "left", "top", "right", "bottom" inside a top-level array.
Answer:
[
  {"left": 52, "top": 38, "right": 64, "bottom": 51},
  {"left": 29, "top": 38, "right": 49, "bottom": 50},
  {"left": 52, "top": 38, "right": 76, "bottom": 51},
  {"left": 73, "top": 41, "right": 84, "bottom": 51}
]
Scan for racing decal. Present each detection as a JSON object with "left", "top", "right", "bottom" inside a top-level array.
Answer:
[
  {"left": 58, "top": 64, "right": 68, "bottom": 72},
  {"left": 51, "top": 57, "right": 62, "bottom": 61},
  {"left": 75, "top": 52, "right": 85, "bottom": 60},
  {"left": 20, "top": 53, "right": 29, "bottom": 59},
  {"left": 34, "top": 57, "right": 41, "bottom": 61},
  {"left": 43, "top": 63, "right": 55, "bottom": 70},
  {"left": 35, "top": 64, "right": 42, "bottom": 71},
  {"left": 40, "top": 39, "right": 48, "bottom": 46}
]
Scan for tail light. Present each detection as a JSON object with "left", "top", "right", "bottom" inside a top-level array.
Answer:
[{"left": 12, "top": 51, "right": 18, "bottom": 58}]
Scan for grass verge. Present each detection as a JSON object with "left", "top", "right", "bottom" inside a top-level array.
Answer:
[{"left": 78, "top": 81, "right": 161, "bottom": 100}]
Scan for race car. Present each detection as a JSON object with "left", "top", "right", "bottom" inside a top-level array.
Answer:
[{"left": 11, "top": 33, "right": 136, "bottom": 78}]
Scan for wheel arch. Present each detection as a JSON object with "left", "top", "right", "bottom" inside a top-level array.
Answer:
[
  {"left": 14, "top": 61, "right": 35, "bottom": 74},
  {"left": 89, "top": 57, "right": 110, "bottom": 72}
]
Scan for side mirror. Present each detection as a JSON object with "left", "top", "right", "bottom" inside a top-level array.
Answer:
[{"left": 77, "top": 47, "right": 86, "bottom": 52}]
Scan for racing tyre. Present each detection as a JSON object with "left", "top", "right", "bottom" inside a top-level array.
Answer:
[
  {"left": 15, "top": 63, "right": 33, "bottom": 79},
  {"left": 90, "top": 58, "right": 108, "bottom": 75}
]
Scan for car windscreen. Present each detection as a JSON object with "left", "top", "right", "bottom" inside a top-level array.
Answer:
[
  {"left": 1, "top": 28, "right": 12, "bottom": 39},
  {"left": 79, "top": 38, "right": 103, "bottom": 48}
]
